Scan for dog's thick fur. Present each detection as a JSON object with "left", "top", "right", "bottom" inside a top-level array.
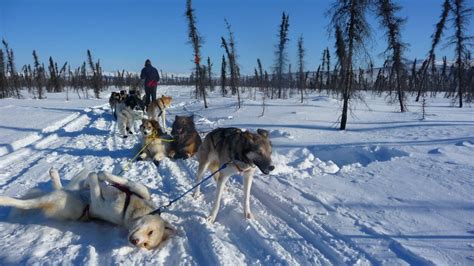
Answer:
[
  {"left": 109, "top": 90, "right": 127, "bottom": 119},
  {"left": 147, "top": 95, "right": 172, "bottom": 132},
  {"left": 0, "top": 168, "right": 174, "bottom": 250},
  {"left": 139, "top": 119, "right": 172, "bottom": 167},
  {"left": 168, "top": 115, "right": 202, "bottom": 160},
  {"left": 116, "top": 94, "right": 145, "bottom": 138},
  {"left": 194, "top": 127, "right": 274, "bottom": 223}
]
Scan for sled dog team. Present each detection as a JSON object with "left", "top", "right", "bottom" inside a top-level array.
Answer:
[{"left": 0, "top": 89, "right": 275, "bottom": 250}]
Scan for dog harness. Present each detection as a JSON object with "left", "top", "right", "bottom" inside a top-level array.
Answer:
[{"left": 111, "top": 183, "right": 144, "bottom": 219}]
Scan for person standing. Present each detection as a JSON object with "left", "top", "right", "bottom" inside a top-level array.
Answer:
[{"left": 140, "top": 59, "right": 160, "bottom": 108}]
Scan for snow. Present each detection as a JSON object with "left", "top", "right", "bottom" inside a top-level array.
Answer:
[{"left": 0, "top": 86, "right": 473, "bottom": 265}]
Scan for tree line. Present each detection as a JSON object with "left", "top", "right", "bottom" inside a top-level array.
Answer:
[
  {"left": 185, "top": 0, "right": 473, "bottom": 130},
  {"left": 1, "top": 0, "right": 472, "bottom": 130}
]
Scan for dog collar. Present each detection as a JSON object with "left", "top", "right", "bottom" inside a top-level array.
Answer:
[{"left": 233, "top": 161, "right": 253, "bottom": 173}]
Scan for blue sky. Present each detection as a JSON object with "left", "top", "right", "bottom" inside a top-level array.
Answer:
[{"left": 1, "top": 0, "right": 472, "bottom": 75}]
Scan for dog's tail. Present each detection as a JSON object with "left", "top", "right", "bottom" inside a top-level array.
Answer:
[
  {"left": 0, "top": 191, "right": 86, "bottom": 220},
  {"left": 0, "top": 196, "right": 47, "bottom": 210}
]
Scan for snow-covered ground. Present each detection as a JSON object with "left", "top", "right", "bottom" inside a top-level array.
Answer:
[{"left": 0, "top": 86, "right": 473, "bottom": 265}]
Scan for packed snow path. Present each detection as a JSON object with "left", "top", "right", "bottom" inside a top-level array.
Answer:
[{"left": 0, "top": 87, "right": 473, "bottom": 265}]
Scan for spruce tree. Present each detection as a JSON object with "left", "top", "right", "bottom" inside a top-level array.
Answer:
[
  {"left": 273, "top": 12, "right": 290, "bottom": 99},
  {"left": 377, "top": 0, "right": 408, "bottom": 112},
  {"left": 329, "top": 0, "right": 371, "bottom": 130}
]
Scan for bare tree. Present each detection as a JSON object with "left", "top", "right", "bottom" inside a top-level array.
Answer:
[
  {"left": 32, "top": 50, "right": 45, "bottom": 99},
  {"left": 87, "top": 50, "right": 103, "bottom": 98},
  {"left": 329, "top": 0, "right": 371, "bottom": 130},
  {"left": 297, "top": 35, "right": 306, "bottom": 103},
  {"left": 221, "top": 19, "right": 241, "bottom": 108},
  {"left": 207, "top": 56, "right": 214, "bottom": 91},
  {"left": 0, "top": 49, "right": 7, "bottom": 98},
  {"left": 273, "top": 12, "right": 290, "bottom": 99},
  {"left": 449, "top": 0, "right": 473, "bottom": 107},
  {"left": 220, "top": 55, "right": 227, "bottom": 96},
  {"left": 185, "top": 0, "right": 207, "bottom": 108},
  {"left": 2, "top": 39, "right": 20, "bottom": 98},
  {"left": 416, "top": 0, "right": 451, "bottom": 102},
  {"left": 377, "top": 0, "right": 408, "bottom": 112}
]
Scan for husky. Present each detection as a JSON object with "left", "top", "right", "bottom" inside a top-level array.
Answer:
[
  {"left": 138, "top": 119, "right": 173, "bottom": 167},
  {"left": 116, "top": 93, "right": 145, "bottom": 138},
  {"left": 193, "top": 127, "right": 275, "bottom": 223},
  {"left": 109, "top": 90, "right": 127, "bottom": 119},
  {"left": 147, "top": 95, "right": 172, "bottom": 132},
  {"left": 168, "top": 115, "right": 202, "bottom": 160},
  {"left": 0, "top": 168, "right": 174, "bottom": 250}
]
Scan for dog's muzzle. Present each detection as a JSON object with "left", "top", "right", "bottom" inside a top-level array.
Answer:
[{"left": 258, "top": 164, "right": 275, "bottom": 175}]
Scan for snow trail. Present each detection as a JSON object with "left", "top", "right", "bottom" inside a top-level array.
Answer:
[{"left": 1, "top": 87, "right": 473, "bottom": 265}]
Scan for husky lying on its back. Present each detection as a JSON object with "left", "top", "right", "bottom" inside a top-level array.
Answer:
[{"left": 0, "top": 168, "right": 174, "bottom": 250}]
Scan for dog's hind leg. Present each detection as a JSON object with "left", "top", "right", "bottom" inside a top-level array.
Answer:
[
  {"left": 193, "top": 161, "right": 211, "bottom": 198},
  {"left": 207, "top": 171, "right": 231, "bottom": 223},
  {"left": 49, "top": 168, "right": 63, "bottom": 190},
  {"left": 97, "top": 171, "right": 151, "bottom": 200},
  {"left": 88, "top": 172, "right": 102, "bottom": 203},
  {"left": 243, "top": 169, "right": 256, "bottom": 219},
  {"left": 117, "top": 112, "right": 127, "bottom": 137},
  {"left": 65, "top": 168, "right": 90, "bottom": 190},
  {"left": 123, "top": 109, "right": 134, "bottom": 134}
]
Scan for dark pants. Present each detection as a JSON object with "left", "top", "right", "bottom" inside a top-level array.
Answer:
[{"left": 144, "top": 86, "right": 157, "bottom": 107}]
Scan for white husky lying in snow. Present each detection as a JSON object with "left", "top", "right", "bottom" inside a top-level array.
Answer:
[{"left": 0, "top": 168, "right": 174, "bottom": 250}]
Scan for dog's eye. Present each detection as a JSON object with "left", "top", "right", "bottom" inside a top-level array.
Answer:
[{"left": 148, "top": 230, "right": 153, "bottom": 236}]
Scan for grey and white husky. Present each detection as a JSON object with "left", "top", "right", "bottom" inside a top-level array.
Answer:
[{"left": 193, "top": 127, "right": 275, "bottom": 223}]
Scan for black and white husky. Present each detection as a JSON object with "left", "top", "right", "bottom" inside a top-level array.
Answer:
[{"left": 116, "top": 92, "right": 145, "bottom": 138}]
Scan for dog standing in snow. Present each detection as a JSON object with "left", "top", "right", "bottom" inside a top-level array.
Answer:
[
  {"left": 0, "top": 168, "right": 174, "bottom": 250},
  {"left": 193, "top": 127, "right": 275, "bottom": 223},
  {"left": 109, "top": 90, "right": 127, "bottom": 119},
  {"left": 116, "top": 92, "right": 145, "bottom": 138},
  {"left": 147, "top": 95, "right": 172, "bottom": 132}
]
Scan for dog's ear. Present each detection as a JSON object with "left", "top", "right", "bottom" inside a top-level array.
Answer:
[
  {"left": 151, "top": 120, "right": 160, "bottom": 130},
  {"left": 243, "top": 131, "right": 255, "bottom": 143},
  {"left": 257, "top": 129, "right": 269, "bottom": 138},
  {"left": 162, "top": 221, "right": 176, "bottom": 241},
  {"left": 141, "top": 118, "right": 147, "bottom": 124}
]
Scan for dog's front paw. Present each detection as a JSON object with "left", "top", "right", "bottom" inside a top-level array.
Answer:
[
  {"left": 49, "top": 167, "right": 59, "bottom": 177},
  {"left": 206, "top": 215, "right": 216, "bottom": 223},
  {"left": 244, "top": 211, "right": 254, "bottom": 220},
  {"left": 193, "top": 191, "right": 201, "bottom": 199}
]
